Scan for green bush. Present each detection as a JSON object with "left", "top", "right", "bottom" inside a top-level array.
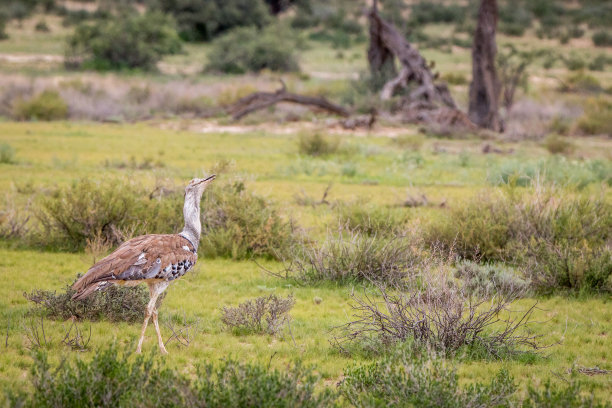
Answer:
[
  {"left": 499, "top": 4, "right": 532, "bottom": 37},
  {"left": 9, "top": 345, "right": 336, "bottom": 407},
  {"left": 35, "top": 178, "right": 183, "bottom": 251},
  {"left": 336, "top": 203, "right": 409, "bottom": 236},
  {"left": 558, "top": 71, "right": 603, "bottom": 94},
  {"left": 13, "top": 90, "right": 68, "bottom": 121},
  {"left": 205, "top": 26, "right": 299, "bottom": 73},
  {"left": 426, "top": 189, "right": 612, "bottom": 292},
  {"left": 542, "top": 134, "right": 575, "bottom": 155},
  {"left": 577, "top": 97, "right": 612, "bottom": 135},
  {"left": 341, "top": 348, "right": 517, "bottom": 408},
  {"left": 454, "top": 260, "right": 530, "bottom": 298},
  {"left": 154, "top": 0, "right": 271, "bottom": 42},
  {"left": 284, "top": 229, "right": 419, "bottom": 285},
  {"left": 0, "top": 142, "right": 15, "bottom": 164},
  {"left": 200, "top": 180, "right": 295, "bottom": 260},
  {"left": 34, "top": 20, "right": 49, "bottom": 32},
  {"left": 65, "top": 11, "right": 182, "bottom": 71},
  {"left": 592, "top": 30, "right": 612, "bottom": 47},
  {"left": 409, "top": 1, "right": 467, "bottom": 25},
  {"left": 298, "top": 132, "right": 340, "bottom": 157},
  {"left": 0, "top": 13, "right": 8, "bottom": 40},
  {"left": 24, "top": 280, "right": 153, "bottom": 323}
]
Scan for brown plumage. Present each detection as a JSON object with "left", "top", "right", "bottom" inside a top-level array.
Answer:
[
  {"left": 72, "top": 234, "right": 197, "bottom": 301},
  {"left": 70, "top": 175, "right": 215, "bottom": 354}
]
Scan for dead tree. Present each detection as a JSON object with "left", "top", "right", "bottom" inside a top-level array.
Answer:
[
  {"left": 468, "top": 0, "right": 502, "bottom": 131},
  {"left": 367, "top": 0, "right": 456, "bottom": 108},
  {"left": 227, "top": 81, "right": 350, "bottom": 120}
]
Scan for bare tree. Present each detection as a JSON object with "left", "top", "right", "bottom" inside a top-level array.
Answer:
[{"left": 468, "top": 0, "right": 502, "bottom": 131}]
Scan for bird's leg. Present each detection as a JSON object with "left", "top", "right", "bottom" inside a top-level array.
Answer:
[
  {"left": 136, "top": 294, "right": 157, "bottom": 353},
  {"left": 152, "top": 308, "right": 168, "bottom": 354}
]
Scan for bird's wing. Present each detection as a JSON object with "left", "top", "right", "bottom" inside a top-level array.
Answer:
[{"left": 72, "top": 234, "right": 197, "bottom": 296}]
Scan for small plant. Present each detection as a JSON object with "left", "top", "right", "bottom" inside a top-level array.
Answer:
[
  {"left": 298, "top": 132, "right": 340, "bottom": 157},
  {"left": 393, "top": 133, "right": 426, "bottom": 150},
  {"left": 24, "top": 279, "right": 156, "bottom": 323},
  {"left": 558, "top": 71, "right": 603, "bottom": 94},
  {"left": 336, "top": 203, "right": 408, "bottom": 236},
  {"left": 576, "top": 96, "right": 612, "bottom": 136},
  {"left": 341, "top": 348, "right": 517, "bottom": 407},
  {"left": 543, "top": 134, "right": 575, "bottom": 155},
  {"left": 13, "top": 90, "right": 68, "bottom": 121},
  {"left": 34, "top": 20, "right": 50, "bottom": 32},
  {"left": 221, "top": 294, "right": 295, "bottom": 335},
  {"left": 592, "top": 30, "right": 612, "bottom": 47},
  {"left": 0, "top": 142, "right": 15, "bottom": 164}
]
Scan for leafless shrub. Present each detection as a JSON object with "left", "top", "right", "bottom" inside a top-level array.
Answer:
[
  {"left": 61, "top": 321, "right": 91, "bottom": 351},
  {"left": 163, "top": 314, "right": 201, "bottom": 348},
  {"left": 23, "top": 316, "right": 51, "bottom": 350},
  {"left": 221, "top": 295, "right": 295, "bottom": 335},
  {"left": 278, "top": 228, "right": 422, "bottom": 286},
  {"left": 332, "top": 271, "right": 542, "bottom": 358}
]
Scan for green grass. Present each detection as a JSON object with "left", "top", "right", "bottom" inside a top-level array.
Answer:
[{"left": 0, "top": 121, "right": 611, "bottom": 403}]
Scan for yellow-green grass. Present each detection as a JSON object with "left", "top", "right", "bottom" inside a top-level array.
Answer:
[{"left": 0, "top": 121, "right": 611, "bottom": 402}]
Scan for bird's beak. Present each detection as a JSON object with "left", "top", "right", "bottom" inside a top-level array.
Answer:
[{"left": 198, "top": 174, "right": 216, "bottom": 185}]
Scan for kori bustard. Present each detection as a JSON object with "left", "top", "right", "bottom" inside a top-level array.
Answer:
[{"left": 71, "top": 175, "right": 216, "bottom": 354}]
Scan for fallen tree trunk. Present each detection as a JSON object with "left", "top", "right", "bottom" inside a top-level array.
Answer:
[{"left": 228, "top": 82, "right": 350, "bottom": 120}]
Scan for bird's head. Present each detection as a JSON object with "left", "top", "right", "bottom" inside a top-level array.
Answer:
[{"left": 185, "top": 174, "right": 216, "bottom": 199}]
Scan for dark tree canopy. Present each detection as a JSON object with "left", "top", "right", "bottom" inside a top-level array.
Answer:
[{"left": 153, "top": 0, "right": 271, "bottom": 42}]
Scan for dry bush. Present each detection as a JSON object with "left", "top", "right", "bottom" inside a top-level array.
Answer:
[
  {"left": 12, "top": 90, "right": 68, "bottom": 121},
  {"left": 279, "top": 228, "right": 423, "bottom": 286},
  {"left": 0, "top": 191, "right": 31, "bottom": 240},
  {"left": 221, "top": 294, "right": 295, "bottom": 335},
  {"left": 332, "top": 271, "right": 541, "bottom": 358},
  {"left": 298, "top": 132, "right": 340, "bottom": 157},
  {"left": 576, "top": 96, "right": 612, "bottom": 136},
  {"left": 24, "top": 279, "right": 157, "bottom": 323},
  {"left": 543, "top": 134, "right": 575, "bottom": 155}
]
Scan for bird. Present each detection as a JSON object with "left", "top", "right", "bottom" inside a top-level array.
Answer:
[{"left": 71, "top": 175, "right": 216, "bottom": 354}]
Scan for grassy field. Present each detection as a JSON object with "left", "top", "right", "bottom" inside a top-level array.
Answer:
[{"left": 1, "top": 121, "right": 611, "bottom": 402}]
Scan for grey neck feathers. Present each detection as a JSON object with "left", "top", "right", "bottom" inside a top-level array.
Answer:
[{"left": 180, "top": 191, "right": 202, "bottom": 251}]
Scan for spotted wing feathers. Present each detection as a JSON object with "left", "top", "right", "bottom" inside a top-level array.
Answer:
[{"left": 72, "top": 234, "right": 197, "bottom": 300}]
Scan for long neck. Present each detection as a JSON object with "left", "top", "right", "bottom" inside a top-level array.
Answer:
[{"left": 180, "top": 193, "right": 201, "bottom": 251}]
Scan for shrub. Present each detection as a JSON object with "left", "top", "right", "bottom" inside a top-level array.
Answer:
[
  {"left": 588, "top": 54, "right": 609, "bottom": 71},
  {"left": 0, "top": 13, "right": 8, "bottom": 40},
  {"left": 34, "top": 20, "right": 49, "bottom": 32},
  {"left": 426, "top": 189, "right": 612, "bottom": 292},
  {"left": 336, "top": 203, "right": 408, "bottom": 236},
  {"left": 543, "top": 134, "right": 575, "bottom": 155},
  {"left": 558, "top": 71, "right": 603, "bottom": 94},
  {"left": 155, "top": 0, "right": 271, "bottom": 42},
  {"left": 0, "top": 142, "right": 15, "bottom": 163},
  {"left": 341, "top": 349, "right": 517, "bottom": 407},
  {"left": 200, "top": 180, "right": 295, "bottom": 260},
  {"left": 206, "top": 26, "right": 299, "bottom": 74},
  {"left": 34, "top": 178, "right": 183, "bottom": 251},
  {"left": 9, "top": 345, "right": 336, "bottom": 407},
  {"left": 12, "top": 90, "right": 68, "bottom": 121},
  {"left": 65, "top": 11, "right": 182, "bottom": 71},
  {"left": 576, "top": 96, "right": 612, "bottom": 136},
  {"left": 298, "top": 132, "right": 340, "bottom": 157},
  {"left": 24, "top": 279, "right": 154, "bottom": 323},
  {"left": 563, "top": 54, "right": 587, "bottom": 71},
  {"left": 522, "top": 378, "right": 611, "bottom": 408},
  {"left": 282, "top": 229, "right": 421, "bottom": 285},
  {"left": 409, "top": 1, "right": 467, "bottom": 25},
  {"left": 332, "top": 270, "right": 540, "bottom": 358},
  {"left": 454, "top": 260, "right": 530, "bottom": 298},
  {"left": 592, "top": 30, "right": 612, "bottom": 47},
  {"left": 392, "top": 133, "right": 426, "bottom": 149},
  {"left": 221, "top": 294, "right": 295, "bottom": 335},
  {"left": 441, "top": 72, "right": 468, "bottom": 86}
]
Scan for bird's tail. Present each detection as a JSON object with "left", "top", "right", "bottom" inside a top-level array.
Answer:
[{"left": 71, "top": 281, "right": 113, "bottom": 301}]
